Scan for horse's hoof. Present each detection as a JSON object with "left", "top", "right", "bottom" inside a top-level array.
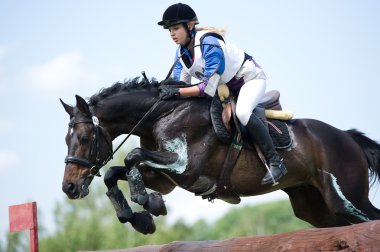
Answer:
[
  {"left": 143, "top": 192, "right": 167, "bottom": 216},
  {"left": 129, "top": 211, "right": 156, "bottom": 235}
]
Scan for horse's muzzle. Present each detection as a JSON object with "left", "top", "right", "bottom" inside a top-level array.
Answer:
[{"left": 62, "top": 179, "right": 90, "bottom": 199}]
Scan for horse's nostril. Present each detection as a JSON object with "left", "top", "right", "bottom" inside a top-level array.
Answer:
[
  {"left": 67, "top": 183, "right": 75, "bottom": 192},
  {"left": 63, "top": 182, "right": 76, "bottom": 194}
]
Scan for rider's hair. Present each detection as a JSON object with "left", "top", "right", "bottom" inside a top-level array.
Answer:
[
  {"left": 187, "top": 20, "right": 227, "bottom": 35},
  {"left": 196, "top": 26, "right": 227, "bottom": 35}
]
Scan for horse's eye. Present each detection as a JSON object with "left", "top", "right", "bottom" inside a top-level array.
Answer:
[{"left": 80, "top": 136, "right": 90, "bottom": 145}]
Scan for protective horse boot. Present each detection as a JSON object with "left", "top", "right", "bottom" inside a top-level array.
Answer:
[
  {"left": 128, "top": 167, "right": 149, "bottom": 205},
  {"left": 106, "top": 186, "right": 133, "bottom": 223},
  {"left": 128, "top": 167, "right": 167, "bottom": 217},
  {"left": 245, "top": 114, "right": 287, "bottom": 185}
]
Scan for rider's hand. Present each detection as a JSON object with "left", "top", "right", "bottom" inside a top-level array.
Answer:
[
  {"left": 159, "top": 79, "right": 187, "bottom": 86},
  {"left": 158, "top": 86, "right": 180, "bottom": 100}
]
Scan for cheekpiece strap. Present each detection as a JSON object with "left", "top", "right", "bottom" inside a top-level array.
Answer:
[{"left": 92, "top": 116, "right": 99, "bottom": 126}]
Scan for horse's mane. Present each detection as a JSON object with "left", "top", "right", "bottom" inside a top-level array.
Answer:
[{"left": 88, "top": 77, "right": 159, "bottom": 107}]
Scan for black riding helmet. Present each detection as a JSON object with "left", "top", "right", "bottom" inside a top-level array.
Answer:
[{"left": 158, "top": 3, "right": 199, "bottom": 29}]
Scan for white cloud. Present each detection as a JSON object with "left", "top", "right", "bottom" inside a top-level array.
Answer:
[
  {"left": 25, "top": 51, "right": 96, "bottom": 93},
  {"left": 0, "top": 151, "right": 19, "bottom": 173}
]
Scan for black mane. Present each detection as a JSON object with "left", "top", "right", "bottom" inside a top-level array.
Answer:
[{"left": 88, "top": 77, "right": 159, "bottom": 107}]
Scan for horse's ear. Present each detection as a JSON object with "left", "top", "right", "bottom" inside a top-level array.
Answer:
[
  {"left": 60, "top": 98, "right": 74, "bottom": 117},
  {"left": 75, "top": 95, "right": 91, "bottom": 117}
]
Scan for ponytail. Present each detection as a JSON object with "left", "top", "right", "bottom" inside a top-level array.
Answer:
[{"left": 196, "top": 26, "right": 227, "bottom": 36}]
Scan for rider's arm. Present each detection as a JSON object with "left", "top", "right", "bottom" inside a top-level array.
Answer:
[
  {"left": 178, "top": 36, "right": 225, "bottom": 97},
  {"left": 201, "top": 36, "right": 225, "bottom": 78},
  {"left": 197, "top": 36, "right": 225, "bottom": 96},
  {"left": 179, "top": 85, "right": 200, "bottom": 96}
]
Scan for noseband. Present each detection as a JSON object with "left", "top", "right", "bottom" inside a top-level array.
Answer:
[{"left": 64, "top": 116, "right": 113, "bottom": 177}]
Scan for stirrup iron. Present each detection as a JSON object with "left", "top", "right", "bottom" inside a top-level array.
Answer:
[{"left": 263, "top": 162, "right": 279, "bottom": 186}]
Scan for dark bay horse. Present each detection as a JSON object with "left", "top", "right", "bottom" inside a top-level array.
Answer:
[{"left": 60, "top": 78, "right": 380, "bottom": 234}]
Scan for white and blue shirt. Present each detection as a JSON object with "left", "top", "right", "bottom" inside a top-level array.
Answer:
[{"left": 172, "top": 30, "right": 247, "bottom": 96}]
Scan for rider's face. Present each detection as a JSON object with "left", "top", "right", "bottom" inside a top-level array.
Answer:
[{"left": 168, "top": 24, "right": 189, "bottom": 46}]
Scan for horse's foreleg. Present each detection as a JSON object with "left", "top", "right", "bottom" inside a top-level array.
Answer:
[
  {"left": 104, "top": 166, "right": 156, "bottom": 234},
  {"left": 127, "top": 167, "right": 149, "bottom": 205},
  {"left": 124, "top": 148, "right": 176, "bottom": 217},
  {"left": 105, "top": 185, "right": 133, "bottom": 223},
  {"left": 104, "top": 166, "right": 132, "bottom": 223},
  {"left": 125, "top": 147, "right": 181, "bottom": 171}
]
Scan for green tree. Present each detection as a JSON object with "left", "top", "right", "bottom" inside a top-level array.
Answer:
[{"left": 206, "top": 200, "right": 312, "bottom": 240}]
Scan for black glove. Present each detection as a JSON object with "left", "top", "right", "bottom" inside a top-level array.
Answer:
[
  {"left": 158, "top": 86, "right": 180, "bottom": 100},
  {"left": 159, "top": 79, "right": 187, "bottom": 86}
]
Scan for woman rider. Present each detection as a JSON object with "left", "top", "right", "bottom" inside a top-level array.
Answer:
[{"left": 157, "top": 3, "right": 287, "bottom": 185}]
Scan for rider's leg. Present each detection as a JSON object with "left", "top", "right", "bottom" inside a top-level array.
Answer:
[
  {"left": 236, "top": 78, "right": 287, "bottom": 185},
  {"left": 246, "top": 113, "right": 287, "bottom": 184}
]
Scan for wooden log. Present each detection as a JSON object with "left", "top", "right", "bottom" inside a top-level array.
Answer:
[{"left": 79, "top": 220, "right": 380, "bottom": 252}]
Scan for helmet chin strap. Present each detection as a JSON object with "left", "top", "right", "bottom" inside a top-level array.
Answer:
[{"left": 182, "top": 22, "right": 194, "bottom": 48}]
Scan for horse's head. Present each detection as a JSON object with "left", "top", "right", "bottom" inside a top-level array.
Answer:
[{"left": 60, "top": 95, "right": 113, "bottom": 199}]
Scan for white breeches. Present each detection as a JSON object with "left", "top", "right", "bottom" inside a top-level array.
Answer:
[{"left": 235, "top": 78, "right": 266, "bottom": 126}]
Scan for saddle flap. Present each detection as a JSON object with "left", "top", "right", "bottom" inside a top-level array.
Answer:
[{"left": 222, "top": 103, "right": 232, "bottom": 132}]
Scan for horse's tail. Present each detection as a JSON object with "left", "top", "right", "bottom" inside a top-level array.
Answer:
[{"left": 346, "top": 129, "right": 380, "bottom": 185}]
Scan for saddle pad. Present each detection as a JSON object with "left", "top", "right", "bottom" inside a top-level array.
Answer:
[
  {"left": 210, "top": 97, "right": 233, "bottom": 144},
  {"left": 268, "top": 119, "right": 292, "bottom": 149}
]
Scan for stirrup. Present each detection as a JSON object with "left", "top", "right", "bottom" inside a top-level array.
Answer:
[
  {"left": 263, "top": 162, "right": 279, "bottom": 186},
  {"left": 262, "top": 159, "right": 285, "bottom": 186}
]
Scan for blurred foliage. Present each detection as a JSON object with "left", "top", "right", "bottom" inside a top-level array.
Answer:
[
  {"left": 2, "top": 179, "right": 311, "bottom": 252},
  {"left": 1, "top": 231, "right": 29, "bottom": 252},
  {"left": 1, "top": 140, "right": 311, "bottom": 251}
]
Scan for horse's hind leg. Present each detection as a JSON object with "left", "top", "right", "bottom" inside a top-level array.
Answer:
[
  {"left": 283, "top": 184, "right": 350, "bottom": 227},
  {"left": 314, "top": 170, "right": 371, "bottom": 224}
]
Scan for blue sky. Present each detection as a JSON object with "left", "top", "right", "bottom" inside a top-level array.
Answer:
[{"left": 1, "top": 0, "right": 380, "bottom": 241}]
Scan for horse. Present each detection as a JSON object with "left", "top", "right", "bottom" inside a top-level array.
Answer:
[{"left": 60, "top": 78, "right": 380, "bottom": 234}]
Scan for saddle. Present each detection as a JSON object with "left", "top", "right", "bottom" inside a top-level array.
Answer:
[
  {"left": 210, "top": 86, "right": 293, "bottom": 149},
  {"left": 204, "top": 84, "right": 293, "bottom": 204}
]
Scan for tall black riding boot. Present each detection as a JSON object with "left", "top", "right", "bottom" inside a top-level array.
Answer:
[{"left": 245, "top": 114, "right": 287, "bottom": 185}]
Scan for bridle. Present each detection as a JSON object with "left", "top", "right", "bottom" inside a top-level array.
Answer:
[
  {"left": 64, "top": 116, "right": 113, "bottom": 177},
  {"left": 64, "top": 98, "right": 162, "bottom": 177}
]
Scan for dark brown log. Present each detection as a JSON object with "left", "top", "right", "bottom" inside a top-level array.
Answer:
[{"left": 79, "top": 220, "right": 380, "bottom": 252}]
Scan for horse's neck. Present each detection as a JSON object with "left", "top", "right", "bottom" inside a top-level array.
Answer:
[
  {"left": 96, "top": 92, "right": 209, "bottom": 140},
  {"left": 95, "top": 94, "right": 160, "bottom": 139}
]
